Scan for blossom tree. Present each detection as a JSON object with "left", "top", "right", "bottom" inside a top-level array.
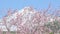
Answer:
[
  {"left": 0, "top": 28, "right": 2, "bottom": 34},
  {"left": 2, "top": 17, "right": 10, "bottom": 34},
  {"left": 2, "top": 9, "right": 12, "bottom": 34}
]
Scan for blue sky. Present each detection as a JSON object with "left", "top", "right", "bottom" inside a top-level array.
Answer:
[{"left": 0, "top": 0, "right": 60, "bottom": 18}]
